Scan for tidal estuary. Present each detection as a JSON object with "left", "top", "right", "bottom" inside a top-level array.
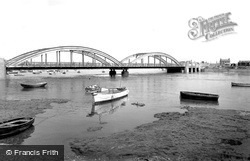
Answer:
[{"left": 0, "top": 70, "right": 250, "bottom": 160}]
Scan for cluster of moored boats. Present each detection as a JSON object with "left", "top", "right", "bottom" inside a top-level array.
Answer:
[
  {"left": 1, "top": 81, "right": 249, "bottom": 139},
  {"left": 86, "top": 81, "right": 250, "bottom": 105}
]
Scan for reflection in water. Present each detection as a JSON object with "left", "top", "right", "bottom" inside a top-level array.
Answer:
[
  {"left": 21, "top": 86, "right": 47, "bottom": 92},
  {"left": 87, "top": 96, "right": 128, "bottom": 124},
  {"left": 0, "top": 125, "right": 35, "bottom": 145},
  {"left": 180, "top": 98, "right": 219, "bottom": 106}
]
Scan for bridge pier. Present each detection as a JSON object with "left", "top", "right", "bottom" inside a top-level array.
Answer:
[
  {"left": 121, "top": 68, "right": 129, "bottom": 77},
  {"left": 109, "top": 69, "right": 116, "bottom": 77},
  {"left": 184, "top": 61, "right": 202, "bottom": 73},
  {"left": 167, "top": 67, "right": 183, "bottom": 73},
  {"left": 0, "top": 58, "right": 6, "bottom": 79}
]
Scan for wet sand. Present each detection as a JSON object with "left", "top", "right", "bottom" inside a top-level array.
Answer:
[{"left": 70, "top": 106, "right": 250, "bottom": 161}]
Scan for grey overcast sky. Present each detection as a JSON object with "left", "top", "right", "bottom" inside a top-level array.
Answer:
[{"left": 0, "top": 0, "right": 249, "bottom": 63}]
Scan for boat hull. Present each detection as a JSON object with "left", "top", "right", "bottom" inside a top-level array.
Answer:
[
  {"left": 180, "top": 91, "right": 219, "bottom": 101},
  {"left": 231, "top": 82, "right": 250, "bottom": 87},
  {"left": 93, "top": 88, "right": 129, "bottom": 104},
  {"left": 20, "top": 82, "right": 47, "bottom": 88},
  {"left": 90, "top": 96, "right": 128, "bottom": 115},
  {"left": 0, "top": 117, "right": 35, "bottom": 139}
]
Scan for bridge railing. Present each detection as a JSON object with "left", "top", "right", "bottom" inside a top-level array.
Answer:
[
  {"left": 122, "top": 63, "right": 179, "bottom": 67},
  {"left": 12, "top": 62, "right": 117, "bottom": 67},
  {"left": 8, "top": 62, "right": 180, "bottom": 68}
]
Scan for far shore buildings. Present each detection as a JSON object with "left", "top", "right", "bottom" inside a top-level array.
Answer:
[
  {"left": 220, "top": 58, "right": 230, "bottom": 67},
  {"left": 238, "top": 60, "right": 250, "bottom": 67},
  {"left": 219, "top": 58, "right": 250, "bottom": 67}
]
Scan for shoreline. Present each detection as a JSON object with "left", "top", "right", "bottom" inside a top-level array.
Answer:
[
  {"left": 6, "top": 69, "right": 168, "bottom": 79},
  {"left": 205, "top": 68, "right": 250, "bottom": 73},
  {"left": 70, "top": 106, "right": 250, "bottom": 161}
]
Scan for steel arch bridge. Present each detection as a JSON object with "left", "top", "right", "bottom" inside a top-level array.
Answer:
[
  {"left": 6, "top": 46, "right": 123, "bottom": 67},
  {"left": 6, "top": 46, "right": 183, "bottom": 72},
  {"left": 121, "top": 52, "right": 181, "bottom": 67}
]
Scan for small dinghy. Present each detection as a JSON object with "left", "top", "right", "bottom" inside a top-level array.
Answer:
[
  {"left": 231, "top": 82, "right": 250, "bottom": 87},
  {"left": 85, "top": 85, "right": 102, "bottom": 94},
  {"left": 20, "top": 82, "right": 47, "bottom": 88},
  {"left": 0, "top": 117, "right": 35, "bottom": 139},
  {"left": 180, "top": 91, "right": 219, "bottom": 101}
]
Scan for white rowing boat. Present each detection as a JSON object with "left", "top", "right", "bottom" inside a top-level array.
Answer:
[{"left": 92, "top": 87, "right": 129, "bottom": 104}]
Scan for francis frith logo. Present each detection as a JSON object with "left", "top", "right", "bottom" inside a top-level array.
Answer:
[{"left": 188, "top": 12, "right": 237, "bottom": 41}]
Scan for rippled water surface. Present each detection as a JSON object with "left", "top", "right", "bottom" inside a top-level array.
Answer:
[{"left": 1, "top": 71, "right": 250, "bottom": 159}]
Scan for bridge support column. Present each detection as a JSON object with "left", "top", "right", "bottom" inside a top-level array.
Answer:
[
  {"left": 45, "top": 53, "right": 47, "bottom": 65},
  {"left": 82, "top": 51, "right": 85, "bottom": 66},
  {"left": 190, "top": 64, "right": 193, "bottom": 73},
  {"left": 56, "top": 51, "right": 59, "bottom": 66},
  {"left": 198, "top": 64, "right": 202, "bottom": 72},
  {"left": 121, "top": 68, "right": 129, "bottom": 77},
  {"left": 196, "top": 63, "right": 201, "bottom": 72},
  {"left": 58, "top": 51, "right": 61, "bottom": 65},
  {"left": 0, "top": 58, "right": 6, "bottom": 80},
  {"left": 41, "top": 54, "right": 43, "bottom": 63},
  {"left": 185, "top": 62, "right": 189, "bottom": 73},
  {"left": 70, "top": 50, "right": 73, "bottom": 66},
  {"left": 154, "top": 56, "right": 156, "bottom": 66},
  {"left": 109, "top": 69, "right": 116, "bottom": 77}
]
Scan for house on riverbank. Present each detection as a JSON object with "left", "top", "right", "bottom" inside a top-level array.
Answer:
[{"left": 238, "top": 60, "right": 250, "bottom": 67}]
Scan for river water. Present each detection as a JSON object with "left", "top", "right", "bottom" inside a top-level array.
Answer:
[{"left": 0, "top": 70, "right": 250, "bottom": 159}]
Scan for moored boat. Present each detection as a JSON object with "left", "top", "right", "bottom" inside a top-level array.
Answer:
[
  {"left": 231, "top": 82, "right": 250, "bottom": 87},
  {"left": 92, "top": 87, "right": 129, "bottom": 104},
  {"left": 32, "top": 70, "right": 42, "bottom": 74},
  {"left": 180, "top": 91, "right": 219, "bottom": 101},
  {"left": 85, "top": 85, "right": 102, "bottom": 93},
  {"left": 20, "top": 82, "right": 47, "bottom": 88},
  {"left": 0, "top": 117, "right": 35, "bottom": 139}
]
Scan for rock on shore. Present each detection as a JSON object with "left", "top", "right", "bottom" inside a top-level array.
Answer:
[{"left": 70, "top": 106, "right": 250, "bottom": 161}]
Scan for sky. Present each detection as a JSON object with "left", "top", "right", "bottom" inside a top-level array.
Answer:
[{"left": 0, "top": 0, "right": 249, "bottom": 63}]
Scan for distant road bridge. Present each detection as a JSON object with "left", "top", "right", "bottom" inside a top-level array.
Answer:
[{"left": 3, "top": 46, "right": 187, "bottom": 77}]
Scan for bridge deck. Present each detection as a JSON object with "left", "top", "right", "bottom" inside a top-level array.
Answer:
[{"left": 6, "top": 66, "right": 185, "bottom": 70}]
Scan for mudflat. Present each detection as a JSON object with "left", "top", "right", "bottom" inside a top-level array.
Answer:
[
  {"left": 0, "top": 99, "right": 69, "bottom": 122},
  {"left": 71, "top": 106, "right": 250, "bottom": 161}
]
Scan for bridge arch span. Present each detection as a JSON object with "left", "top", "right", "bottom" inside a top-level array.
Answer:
[
  {"left": 120, "top": 52, "right": 181, "bottom": 66},
  {"left": 7, "top": 46, "right": 123, "bottom": 67}
]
